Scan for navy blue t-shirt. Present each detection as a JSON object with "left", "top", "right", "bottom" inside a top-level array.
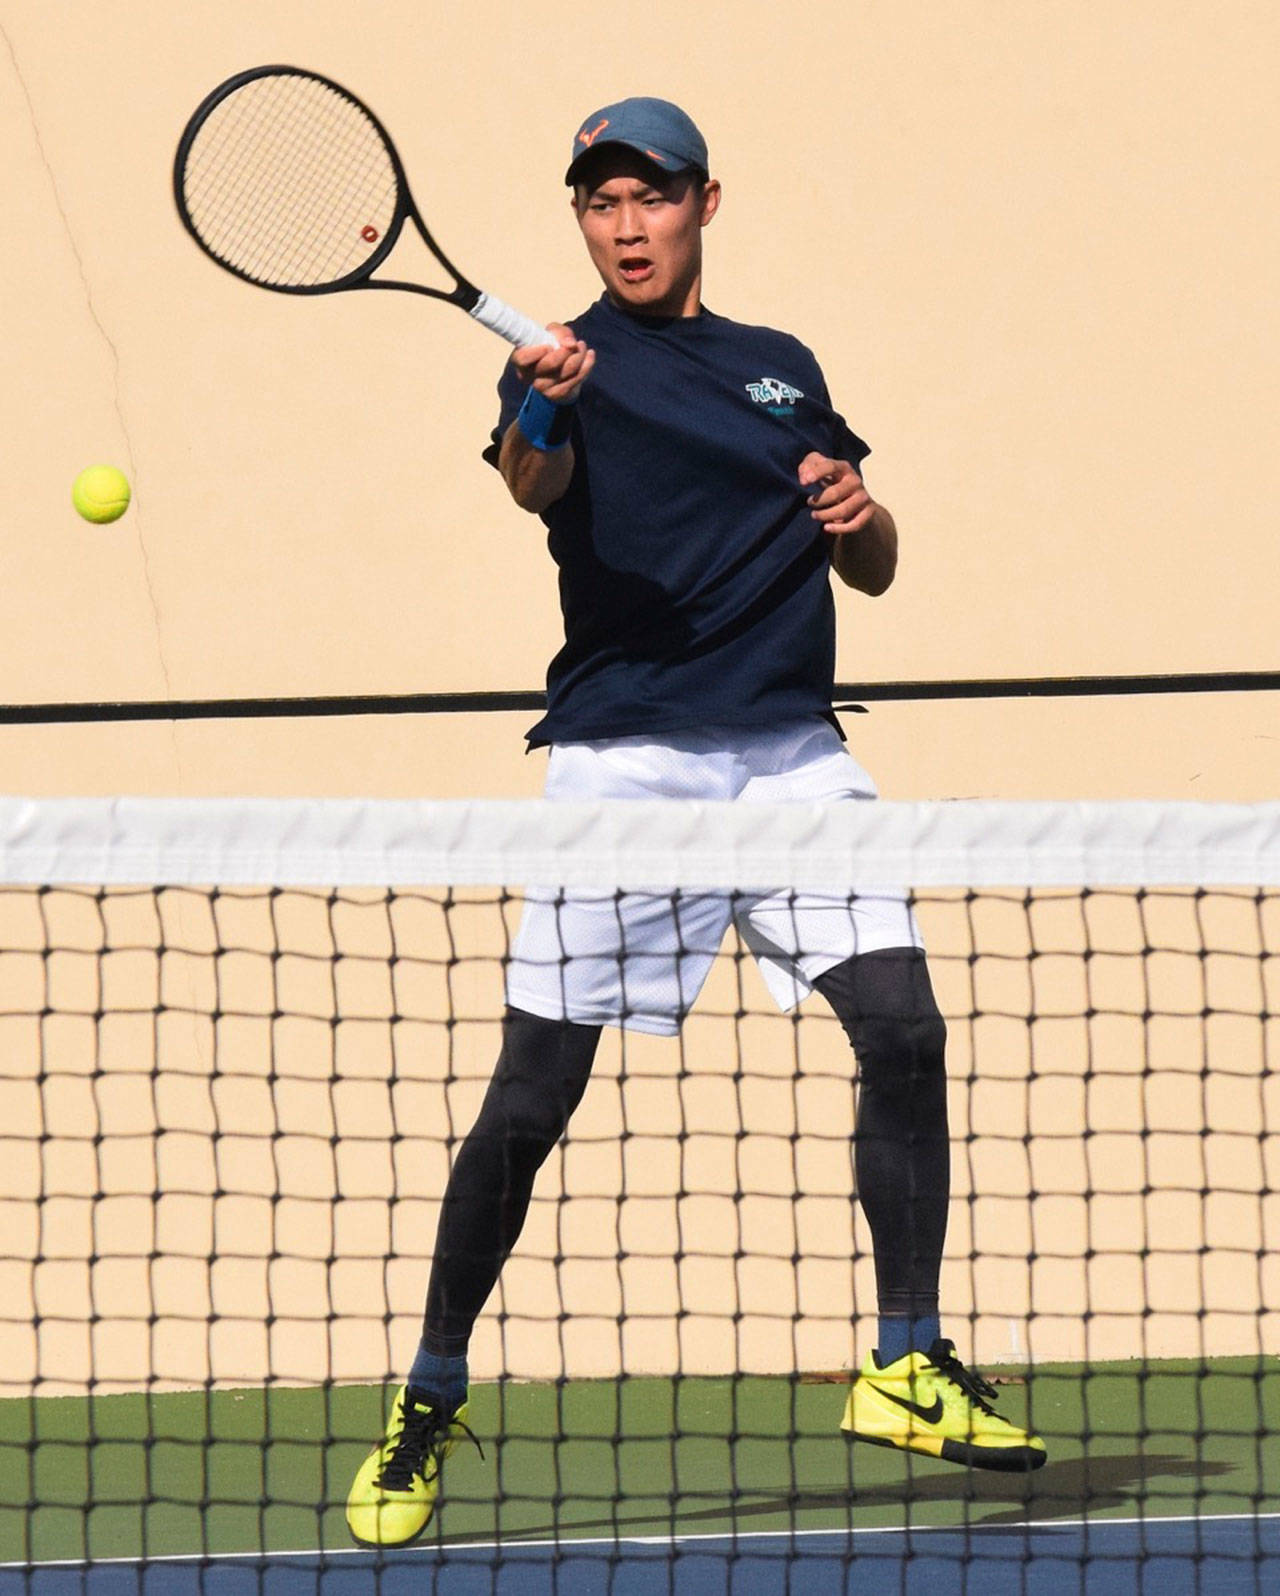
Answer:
[{"left": 484, "top": 294, "right": 870, "bottom": 747}]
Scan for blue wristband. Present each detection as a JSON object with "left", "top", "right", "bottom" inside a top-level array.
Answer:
[{"left": 516, "top": 387, "right": 576, "bottom": 452}]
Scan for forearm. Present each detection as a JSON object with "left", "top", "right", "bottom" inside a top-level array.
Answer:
[
  {"left": 498, "top": 421, "right": 575, "bottom": 514},
  {"left": 495, "top": 325, "right": 593, "bottom": 514},
  {"left": 830, "top": 503, "right": 898, "bottom": 595}
]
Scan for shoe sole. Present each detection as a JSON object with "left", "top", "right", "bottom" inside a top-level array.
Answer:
[
  {"left": 846, "top": 1428, "right": 1047, "bottom": 1472},
  {"left": 345, "top": 1517, "right": 431, "bottom": 1550}
]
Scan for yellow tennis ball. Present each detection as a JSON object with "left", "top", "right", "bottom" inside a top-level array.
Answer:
[{"left": 72, "top": 464, "right": 131, "bottom": 524}]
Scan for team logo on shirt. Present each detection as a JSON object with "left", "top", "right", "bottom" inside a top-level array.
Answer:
[{"left": 745, "top": 376, "right": 804, "bottom": 415}]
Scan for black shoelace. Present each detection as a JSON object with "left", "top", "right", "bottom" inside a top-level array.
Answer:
[
  {"left": 927, "top": 1339, "right": 1001, "bottom": 1416},
  {"left": 378, "top": 1397, "right": 483, "bottom": 1492}
]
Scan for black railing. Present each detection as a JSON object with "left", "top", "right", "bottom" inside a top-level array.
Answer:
[{"left": 0, "top": 670, "right": 1275, "bottom": 725}]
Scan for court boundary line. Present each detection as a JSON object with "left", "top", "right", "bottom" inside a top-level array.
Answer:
[{"left": 7, "top": 1509, "right": 1279, "bottom": 1571}]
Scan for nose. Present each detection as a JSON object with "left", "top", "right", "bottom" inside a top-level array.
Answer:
[{"left": 614, "top": 201, "right": 647, "bottom": 243}]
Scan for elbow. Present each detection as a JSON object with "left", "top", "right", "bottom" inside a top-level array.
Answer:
[
  {"left": 510, "top": 473, "right": 570, "bottom": 515},
  {"left": 859, "top": 555, "right": 897, "bottom": 597},
  {"left": 508, "top": 476, "right": 551, "bottom": 514},
  {"left": 499, "top": 435, "right": 572, "bottom": 514},
  {"left": 499, "top": 459, "right": 551, "bottom": 513},
  {"left": 857, "top": 512, "right": 898, "bottom": 595},
  {"left": 832, "top": 534, "right": 897, "bottom": 595}
]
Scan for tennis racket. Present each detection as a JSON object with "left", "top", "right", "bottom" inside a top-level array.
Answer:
[{"left": 173, "top": 64, "right": 557, "bottom": 349}]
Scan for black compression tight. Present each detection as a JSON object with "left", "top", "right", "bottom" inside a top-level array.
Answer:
[
  {"left": 421, "top": 1008, "right": 602, "bottom": 1355},
  {"left": 812, "top": 948, "right": 950, "bottom": 1321},
  {"left": 421, "top": 949, "right": 949, "bottom": 1353}
]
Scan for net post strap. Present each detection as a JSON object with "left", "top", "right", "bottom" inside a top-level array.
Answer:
[{"left": 1, "top": 796, "right": 1278, "bottom": 887}]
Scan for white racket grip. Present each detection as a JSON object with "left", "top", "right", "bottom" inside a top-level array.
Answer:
[{"left": 470, "top": 291, "right": 559, "bottom": 350}]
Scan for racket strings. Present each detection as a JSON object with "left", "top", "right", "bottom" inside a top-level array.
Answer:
[
  {"left": 203, "top": 79, "right": 341, "bottom": 270},
  {"left": 181, "top": 73, "right": 400, "bottom": 289},
  {"left": 232, "top": 80, "right": 396, "bottom": 286},
  {"left": 186, "top": 77, "right": 325, "bottom": 253},
  {"left": 192, "top": 77, "right": 394, "bottom": 285},
  {"left": 188, "top": 77, "right": 304, "bottom": 225},
  {"left": 191, "top": 86, "right": 325, "bottom": 278},
  {"left": 184, "top": 80, "right": 340, "bottom": 280},
  {"left": 303, "top": 128, "right": 398, "bottom": 285},
  {"left": 269, "top": 83, "right": 395, "bottom": 284}
]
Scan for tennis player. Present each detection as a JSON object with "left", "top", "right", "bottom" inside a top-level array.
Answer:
[{"left": 347, "top": 97, "right": 1045, "bottom": 1547}]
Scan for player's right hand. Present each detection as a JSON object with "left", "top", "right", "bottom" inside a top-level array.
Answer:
[{"left": 512, "top": 323, "right": 595, "bottom": 404}]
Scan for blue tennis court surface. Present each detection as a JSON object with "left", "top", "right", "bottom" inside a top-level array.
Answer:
[{"left": 6, "top": 1517, "right": 1278, "bottom": 1595}]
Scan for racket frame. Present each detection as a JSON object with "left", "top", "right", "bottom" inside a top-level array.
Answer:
[{"left": 172, "top": 63, "right": 482, "bottom": 312}]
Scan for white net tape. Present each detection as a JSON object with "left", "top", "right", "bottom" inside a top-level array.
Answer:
[{"left": 1, "top": 797, "right": 1278, "bottom": 887}]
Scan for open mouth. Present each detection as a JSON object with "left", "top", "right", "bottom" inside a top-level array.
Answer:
[{"left": 618, "top": 256, "right": 655, "bottom": 284}]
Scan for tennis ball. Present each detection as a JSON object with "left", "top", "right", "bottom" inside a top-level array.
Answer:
[{"left": 72, "top": 464, "right": 131, "bottom": 524}]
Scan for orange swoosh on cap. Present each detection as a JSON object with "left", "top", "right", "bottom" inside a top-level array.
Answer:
[{"left": 577, "top": 117, "right": 610, "bottom": 147}]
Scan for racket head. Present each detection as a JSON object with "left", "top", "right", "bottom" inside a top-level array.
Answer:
[{"left": 174, "top": 64, "right": 420, "bottom": 296}]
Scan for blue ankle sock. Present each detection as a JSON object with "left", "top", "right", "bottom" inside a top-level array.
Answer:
[
  {"left": 875, "top": 1314, "right": 941, "bottom": 1368},
  {"left": 407, "top": 1343, "right": 469, "bottom": 1413}
]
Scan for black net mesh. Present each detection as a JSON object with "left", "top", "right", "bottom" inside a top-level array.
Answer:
[{"left": 1, "top": 798, "right": 1277, "bottom": 1590}]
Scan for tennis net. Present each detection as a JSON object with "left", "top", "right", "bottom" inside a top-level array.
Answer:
[{"left": 1, "top": 795, "right": 1277, "bottom": 1590}]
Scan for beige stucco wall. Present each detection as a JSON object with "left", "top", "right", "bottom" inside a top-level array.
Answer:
[
  {"left": 1, "top": 1, "right": 1277, "bottom": 1395},
  {"left": 1, "top": 0, "right": 1276, "bottom": 800}
]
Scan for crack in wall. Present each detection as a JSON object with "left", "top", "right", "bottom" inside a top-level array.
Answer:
[{"left": 2, "top": 20, "right": 181, "bottom": 757}]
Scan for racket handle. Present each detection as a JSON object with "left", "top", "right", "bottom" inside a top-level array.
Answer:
[{"left": 470, "top": 291, "right": 559, "bottom": 350}]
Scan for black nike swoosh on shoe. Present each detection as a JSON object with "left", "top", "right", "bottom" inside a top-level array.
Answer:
[{"left": 868, "top": 1385, "right": 945, "bottom": 1425}]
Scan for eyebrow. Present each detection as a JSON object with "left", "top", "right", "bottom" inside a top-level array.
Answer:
[{"left": 586, "top": 183, "right": 662, "bottom": 202}]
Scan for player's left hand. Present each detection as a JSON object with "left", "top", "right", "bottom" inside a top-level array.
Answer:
[{"left": 798, "top": 454, "right": 877, "bottom": 535}]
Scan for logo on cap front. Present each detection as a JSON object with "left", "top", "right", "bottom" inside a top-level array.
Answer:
[{"left": 577, "top": 117, "right": 610, "bottom": 148}]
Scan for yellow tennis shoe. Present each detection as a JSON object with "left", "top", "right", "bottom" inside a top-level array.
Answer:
[
  {"left": 842, "top": 1338, "right": 1046, "bottom": 1472},
  {"left": 346, "top": 1384, "right": 479, "bottom": 1547}
]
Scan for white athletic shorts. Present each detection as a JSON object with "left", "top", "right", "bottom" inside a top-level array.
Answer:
[{"left": 505, "top": 719, "right": 924, "bottom": 1035}]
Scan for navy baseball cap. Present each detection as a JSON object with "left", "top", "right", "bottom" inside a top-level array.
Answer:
[{"left": 565, "top": 97, "right": 709, "bottom": 185}]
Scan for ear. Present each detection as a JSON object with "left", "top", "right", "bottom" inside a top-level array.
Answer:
[
  {"left": 568, "top": 186, "right": 593, "bottom": 228},
  {"left": 699, "top": 179, "right": 722, "bottom": 227}
]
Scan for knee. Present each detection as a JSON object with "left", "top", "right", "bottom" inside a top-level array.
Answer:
[
  {"left": 478, "top": 1008, "right": 599, "bottom": 1149},
  {"left": 814, "top": 950, "right": 947, "bottom": 1093},
  {"left": 854, "top": 1009, "right": 947, "bottom": 1095},
  {"left": 482, "top": 1077, "right": 575, "bottom": 1151}
]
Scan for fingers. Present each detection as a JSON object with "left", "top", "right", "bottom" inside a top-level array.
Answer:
[
  {"left": 512, "top": 321, "right": 576, "bottom": 366},
  {"left": 811, "top": 481, "right": 873, "bottom": 532},
  {"left": 511, "top": 338, "right": 570, "bottom": 382},
  {"left": 541, "top": 343, "right": 594, "bottom": 403},
  {"left": 816, "top": 497, "right": 877, "bottom": 535},
  {"left": 797, "top": 451, "right": 844, "bottom": 502},
  {"left": 798, "top": 455, "right": 874, "bottom": 533},
  {"left": 798, "top": 450, "right": 836, "bottom": 481},
  {"left": 512, "top": 324, "right": 595, "bottom": 403}
]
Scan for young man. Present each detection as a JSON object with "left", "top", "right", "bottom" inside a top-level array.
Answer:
[{"left": 346, "top": 97, "right": 1044, "bottom": 1548}]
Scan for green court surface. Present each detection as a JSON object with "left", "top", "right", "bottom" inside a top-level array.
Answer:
[{"left": 3, "top": 1359, "right": 1276, "bottom": 1566}]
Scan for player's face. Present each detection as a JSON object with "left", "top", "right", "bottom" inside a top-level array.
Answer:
[{"left": 573, "top": 152, "right": 720, "bottom": 318}]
